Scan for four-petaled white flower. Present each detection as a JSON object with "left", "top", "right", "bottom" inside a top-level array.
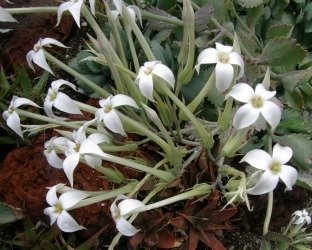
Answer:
[
  {"left": 63, "top": 121, "right": 110, "bottom": 186},
  {"left": 110, "top": 195, "right": 145, "bottom": 236},
  {"left": 95, "top": 94, "right": 139, "bottom": 136},
  {"left": 241, "top": 143, "right": 298, "bottom": 195},
  {"left": 135, "top": 61, "right": 175, "bottom": 102},
  {"left": 111, "top": 0, "right": 142, "bottom": 26},
  {"left": 44, "top": 136, "right": 68, "bottom": 169},
  {"left": 44, "top": 79, "right": 82, "bottom": 119},
  {"left": 0, "top": 6, "right": 18, "bottom": 33},
  {"left": 2, "top": 96, "right": 39, "bottom": 138},
  {"left": 57, "top": 0, "right": 96, "bottom": 28},
  {"left": 26, "top": 38, "right": 67, "bottom": 75},
  {"left": 228, "top": 83, "right": 282, "bottom": 130},
  {"left": 195, "top": 43, "right": 244, "bottom": 93},
  {"left": 44, "top": 184, "right": 88, "bottom": 232},
  {"left": 293, "top": 209, "right": 311, "bottom": 225}
]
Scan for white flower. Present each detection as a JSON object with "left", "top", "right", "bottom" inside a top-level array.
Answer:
[
  {"left": 0, "top": 6, "right": 18, "bottom": 33},
  {"left": 63, "top": 121, "right": 110, "bottom": 186},
  {"left": 44, "top": 79, "right": 82, "bottom": 119},
  {"left": 135, "top": 61, "right": 175, "bottom": 102},
  {"left": 111, "top": 0, "right": 142, "bottom": 26},
  {"left": 26, "top": 38, "right": 67, "bottom": 75},
  {"left": 228, "top": 83, "right": 282, "bottom": 130},
  {"left": 2, "top": 96, "right": 39, "bottom": 138},
  {"left": 57, "top": 0, "right": 96, "bottom": 27},
  {"left": 44, "top": 184, "right": 88, "bottom": 232},
  {"left": 95, "top": 94, "right": 138, "bottom": 136},
  {"left": 293, "top": 209, "right": 311, "bottom": 225},
  {"left": 241, "top": 143, "right": 298, "bottom": 195},
  {"left": 195, "top": 43, "right": 244, "bottom": 93},
  {"left": 110, "top": 195, "right": 145, "bottom": 236},
  {"left": 44, "top": 136, "right": 68, "bottom": 169}
]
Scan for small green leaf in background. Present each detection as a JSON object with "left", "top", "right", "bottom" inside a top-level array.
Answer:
[
  {"left": 194, "top": 4, "right": 213, "bottom": 32},
  {"left": 257, "top": 37, "right": 308, "bottom": 67},
  {"left": 237, "top": 0, "right": 263, "bottom": 9},
  {"left": 0, "top": 202, "right": 24, "bottom": 224}
]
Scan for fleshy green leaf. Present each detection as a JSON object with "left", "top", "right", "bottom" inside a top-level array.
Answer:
[
  {"left": 194, "top": 4, "right": 213, "bottom": 32},
  {"left": 272, "top": 134, "right": 312, "bottom": 170},
  {"left": 246, "top": 5, "right": 265, "bottom": 30},
  {"left": 237, "top": 0, "right": 263, "bottom": 8},
  {"left": 266, "top": 24, "right": 293, "bottom": 40},
  {"left": 257, "top": 37, "right": 308, "bottom": 67},
  {"left": 264, "top": 232, "right": 291, "bottom": 243},
  {"left": 146, "top": 7, "right": 177, "bottom": 31}
]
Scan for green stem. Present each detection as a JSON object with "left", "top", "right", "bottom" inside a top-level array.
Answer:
[
  {"left": 120, "top": 2, "right": 155, "bottom": 61},
  {"left": 142, "top": 10, "right": 183, "bottom": 26},
  {"left": 83, "top": 151, "right": 174, "bottom": 182},
  {"left": 16, "top": 109, "right": 98, "bottom": 134},
  {"left": 44, "top": 51, "right": 109, "bottom": 98},
  {"left": 7, "top": 7, "right": 58, "bottom": 14},
  {"left": 69, "top": 182, "right": 136, "bottom": 210},
  {"left": 125, "top": 24, "right": 140, "bottom": 73},
  {"left": 263, "top": 191, "right": 273, "bottom": 235},
  {"left": 158, "top": 84, "right": 214, "bottom": 149},
  {"left": 124, "top": 183, "right": 212, "bottom": 216}
]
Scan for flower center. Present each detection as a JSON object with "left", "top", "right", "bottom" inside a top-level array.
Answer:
[
  {"left": 144, "top": 66, "right": 153, "bottom": 75},
  {"left": 33, "top": 44, "right": 41, "bottom": 52},
  {"left": 218, "top": 52, "right": 229, "bottom": 64},
  {"left": 54, "top": 203, "right": 63, "bottom": 214},
  {"left": 269, "top": 161, "right": 281, "bottom": 175},
  {"left": 103, "top": 104, "right": 112, "bottom": 113},
  {"left": 48, "top": 91, "right": 57, "bottom": 102},
  {"left": 250, "top": 96, "right": 264, "bottom": 108},
  {"left": 74, "top": 143, "right": 80, "bottom": 152},
  {"left": 8, "top": 106, "right": 14, "bottom": 114},
  {"left": 71, "top": 0, "right": 78, "bottom": 2}
]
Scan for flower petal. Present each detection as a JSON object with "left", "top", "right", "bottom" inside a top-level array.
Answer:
[
  {"left": 63, "top": 152, "right": 80, "bottom": 187},
  {"left": 233, "top": 104, "right": 260, "bottom": 130},
  {"left": 44, "top": 207, "right": 59, "bottom": 225},
  {"left": 228, "top": 52, "right": 244, "bottom": 79},
  {"left": 129, "top": 5, "right": 142, "bottom": 26},
  {"left": 54, "top": 92, "right": 82, "bottom": 114},
  {"left": 111, "top": 10, "right": 120, "bottom": 20},
  {"left": 0, "top": 6, "right": 18, "bottom": 22},
  {"left": 113, "top": 0, "right": 123, "bottom": 13},
  {"left": 272, "top": 143, "right": 293, "bottom": 165},
  {"left": 255, "top": 84, "right": 276, "bottom": 100},
  {"left": 59, "top": 190, "right": 88, "bottom": 210},
  {"left": 279, "top": 164, "right": 298, "bottom": 190},
  {"left": 80, "top": 139, "right": 108, "bottom": 158},
  {"left": 138, "top": 75, "right": 154, "bottom": 102},
  {"left": 56, "top": 2, "right": 73, "bottom": 26},
  {"left": 13, "top": 96, "right": 39, "bottom": 108},
  {"left": 215, "top": 63, "right": 234, "bottom": 93},
  {"left": 51, "top": 79, "right": 76, "bottom": 91},
  {"left": 44, "top": 150, "right": 63, "bottom": 169},
  {"left": 260, "top": 101, "right": 282, "bottom": 129},
  {"left": 68, "top": 1, "right": 83, "bottom": 28},
  {"left": 228, "top": 83, "right": 254, "bottom": 103},
  {"left": 26, "top": 50, "right": 36, "bottom": 71},
  {"left": 247, "top": 171, "right": 279, "bottom": 195},
  {"left": 118, "top": 198, "right": 145, "bottom": 217},
  {"left": 89, "top": 0, "right": 96, "bottom": 15},
  {"left": 195, "top": 48, "right": 218, "bottom": 73},
  {"left": 116, "top": 217, "right": 140, "bottom": 236},
  {"left": 57, "top": 211, "right": 85, "bottom": 232},
  {"left": 216, "top": 43, "right": 233, "bottom": 54},
  {"left": 88, "top": 133, "right": 110, "bottom": 144},
  {"left": 293, "top": 217, "right": 304, "bottom": 225},
  {"left": 111, "top": 94, "right": 139, "bottom": 109},
  {"left": 44, "top": 99, "right": 56, "bottom": 118},
  {"left": 153, "top": 63, "right": 175, "bottom": 89},
  {"left": 240, "top": 149, "right": 271, "bottom": 170},
  {"left": 40, "top": 38, "right": 67, "bottom": 48},
  {"left": 103, "top": 109, "right": 125, "bottom": 136},
  {"left": 46, "top": 185, "right": 59, "bottom": 206},
  {"left": 306, "top": 216, "right": 311, "bottom": 224},
  {"left": 6, "top": 111, "right": 23, "bottom": 138},
  {"left": 33, "top": 49, "right": 54, "bottom": 75}
]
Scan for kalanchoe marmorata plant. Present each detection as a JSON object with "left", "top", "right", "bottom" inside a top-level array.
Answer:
[{"left": 1, "top": 0, "right": 312, "bottom": 249}]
